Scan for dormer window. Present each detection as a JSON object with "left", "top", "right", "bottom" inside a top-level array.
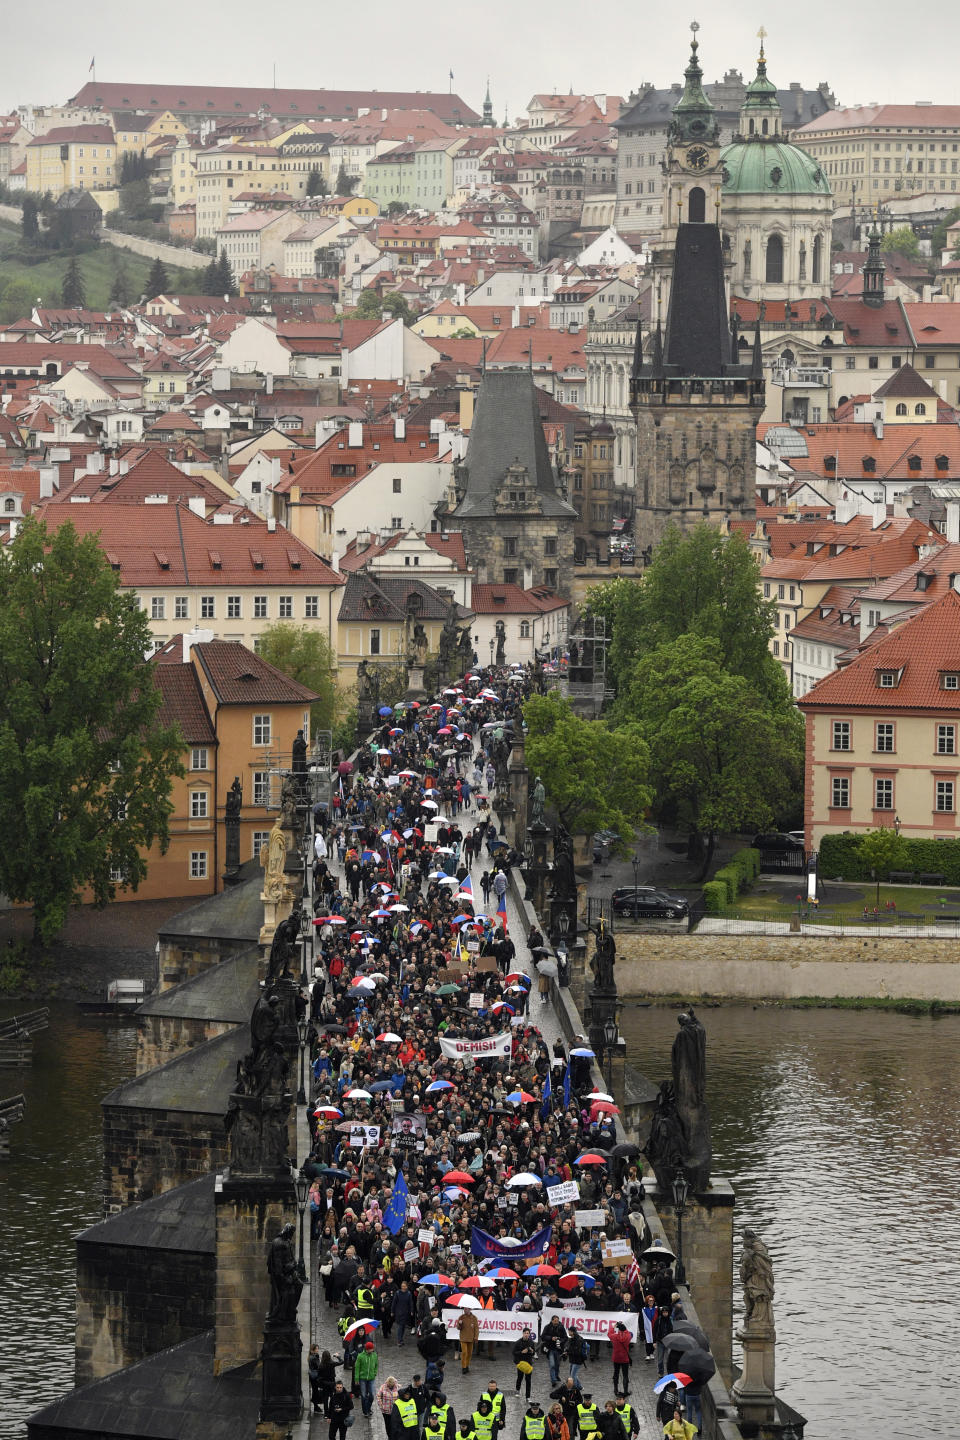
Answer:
[
  {"left": 824, "top": 456, "right": 836, "bottom": 471},
  {"left": 908, "top": 455, "right": 922, "bottom": 471},
  {"left": 942, "top": 673, "right": 960, "bottom": 690},
  {"left": 862, "top": 457, "right": 876, "bottom": 472},
  {"left": 936, "top": 455, "right": 950, "bottom": 471},
  {"left": 877, "top": 668, "right": 902, "bottom": 688}
]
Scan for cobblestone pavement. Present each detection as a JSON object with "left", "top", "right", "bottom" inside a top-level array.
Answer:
[{"left": 305, "top": 785, "right": 667, "bottom": 1440}]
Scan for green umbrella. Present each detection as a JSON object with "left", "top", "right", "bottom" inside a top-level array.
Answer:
[{"left": 435, "top": 983, "right": 461, "bottom": 996}]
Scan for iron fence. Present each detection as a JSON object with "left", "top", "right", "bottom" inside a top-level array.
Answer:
[{"left": 693, "top": 910, "right": 960, "bottom": 937}]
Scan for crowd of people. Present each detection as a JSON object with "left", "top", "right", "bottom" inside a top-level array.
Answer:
[{"left": 297, "top": 664, "right": 708, "bottom": 1440}]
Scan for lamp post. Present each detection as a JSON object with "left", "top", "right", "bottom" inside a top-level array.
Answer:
[
  {"left": 631, "top": 853, "right": 641, "bottom": 897},
  {"left": 297, "top": 1015, "right": 309, "bottom": 1106},
  {"left": 295, "top": 1170, "right": 310, "bottom": 1270},
  {"left": 895, "top": 814, "right": 901, "bottom": 835},
  {"left": 489, "top": 638, "right": 495, "bottom": 668},
  {"left": 602, "top": 1015, "right": 618, "bottom": 1093},
  {"left": 672, "top": 1168, "right": 689, "bottom": 1287},
  {"left": 555, "top": 907, "right": 570, "bottom": 987}
]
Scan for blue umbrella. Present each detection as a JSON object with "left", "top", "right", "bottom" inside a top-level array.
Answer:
[
  {"left": 427, "top": 1079, "right": 455, "bottom": 1092},
  {"left": 369, "top": 1079, "right": 400, "bottom": 1093},
  {"left": 378, "top": 706, "right": 393, "bottom": 717},
  {"left": 570, "top": 1047, "right": 596, "bottom": 1058}
]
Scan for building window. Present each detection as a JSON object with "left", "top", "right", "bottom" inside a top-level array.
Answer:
[
  {"left": 279, "top": 595, "right": 293, "bottom": 618},
  {"left": 304, "top": 595, "right": 319, "bottom": 618},
  {"left": 831, "top": 776, "right": 850, "bottom": 808},
  {"left": 253, "top": 770, "right": 269, "bottom": 804},
  {"left": 503, "top": 569, "right": 518, "bottom": 585},
  {"left": 765, "top": 233, "right": 784, "bottom": 283},
  {"left": 175, "top": 596, "right": 189, "bottom": 620},
  {"left": 150, "top": 597, "right": 165, "bottom": 620},
  {"left": 763, "top": 582, "right": 771, "bottom": 598},
  {"left": 937, "top": 724, "right": 957, "bottom": 755},
  {"left": 190, "top": 747, "right": 209, "bottom": 770},
  {"left": 370, "top": 629, "right": 381, "bottom": 655},
  {"left": 254, "top": 595, "right": 268, "bottom": 618},
  {"left": 253, "top": 713, "right": 272, "bottom": 746},
  {"left": 936, "top": 780, "right": 955, "bottom": 812},
  {"left": 190, "top": 789, "right": 208, "bottom": 818},
  {"left": 504, "top": 537, "right": 518, "bottom": 557},
  {"left": 876, "top": 723, "right": 894, "bottom": 753},
  {"left": 201, "top": 595, "right": 215, "bottom": 619},
  {"left": 544, "top": 569, "right": 557, "bottom": 589},
  {"left": 773, "top": 640, "right": 780, "bottom": 656},
  {"left": 874, "top": 777, "right": 893, "bottom": 810},
  {"left": 190, "top": 851, "right": 208, "bottom": 879},
  {"left": 227, "top": 595, "right": 241, "bottom": 618},
  {"left": 253, "top": 830, "right": 270, "bottom": 859},
  {"left": 832, "top": 720, "right": 851, "bottom": 750},
  {"left": 943, "top": 673, "right": 960, "bottom": 690},
  {"left": 544, "top": 536, "right": 557, "bottom": 556},
  {"left": 392, "top": 477, "right": 402, "bottom": 493},
  {"left": 519, "top": 620, "right": 530, "bottom": 638}
]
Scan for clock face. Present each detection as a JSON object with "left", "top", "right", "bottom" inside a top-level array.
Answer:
[{"left": 686, "top": 145, "right": 710, "bottom": 172}]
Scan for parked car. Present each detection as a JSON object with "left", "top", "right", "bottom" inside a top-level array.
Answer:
[
  {"left": 611, "top": 886, "right": 688, "bottom": 920},
  {"left": 751, "top": 832, "right": 802, "bottom": 852}
]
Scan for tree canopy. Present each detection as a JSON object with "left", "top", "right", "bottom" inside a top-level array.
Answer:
[
  {"left": 523, "top": 691, "right": 651, "bottom": 846},
  {"left": 306, "top": 167, "right": 328, "bottom": 197},
  {"left": 61, "top": 256, "right": 86, "bottom": 308},
  {"left": 881, "top": 225, "right": 921, "bottom": 260},
  {"left": 932, "top": 206, "right": 960, "bottom": 255},
  {"left": 146, "top": 256, "right": 170, "bottom": 298},
  {"left": 0, "top": 519, "right": 184, "bottom": 940},
  {"left": 334, "top": 165, "right": 359, "bottom": 196},
  {"left": 255, "top": 622, "right": 338, "bottom": 735},
  {"left": 858, "top": 826, "right": 907, "bottom": 881}
]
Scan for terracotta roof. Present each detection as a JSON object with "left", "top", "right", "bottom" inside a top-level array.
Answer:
[
  {"left": 44, "top": 451, "right": 226, "bottom": 507},
  {"left": 217, "top": 209, "right": 293, "bottom": 234},
  {"left": 69, "top": 82, "right": 480, "bottom": 126},
  {"left": 771, "top": 421, "right": 960, "bottom": 484},
  {"left": 470, "top": 582, "right": 567, "bottom": 614},
  {"left": 798, "top": 105, "right": 960, "bottom": 134},
  {"left": 485, "top": 326, "right": 586, "bottom": 373},
  {"left": 789, "top": 585, "right": 863, "bottom": 647},
  {"left": 153, "top": 663, "right": 217, "bottom": 744},
  {"left": 906, "top": 303, "right": 960, "bottom": 347},
  {"left": 278, "top": 423, "right": 441, "bottom": 496},
  {"left": 27, "top": 125, "right": 114, "bottom": 146},
  {"left": 799, "top": 588, "right": 960, "bottom": 711},
  {"left": 338, "top": 529, "right": 468, "bottom": 573},
  {"left": 192, "top": 639, "right": 319, "bottom": 706},
  {"left": 826, "top": 298, "right": 910, "bottom": 347},
  {"left": 762, "top": 514, "right": 942, "bottom": 583},
  {"left": 422, "top": 336, "right": 486, "bottom": 367},
  {"left": 857, "top": 542, "right": 960, "bottom": 606},
  {"left": 730, "top": 297, "right": 836, "bottom": 326}
]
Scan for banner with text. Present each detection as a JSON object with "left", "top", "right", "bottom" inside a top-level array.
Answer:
[
  {"left": 540, "top": 1306, "right": 639, "bottom": 1343},
  {"left": 470, "top": 1224, "right": 552, "bottom": 1262},
  {"left": 439, "top": 1031, "right": 513, "bottom": 1061},
  {"left": 441, "top": 1307, "right": 537, "bottom": 1344},
  {"left": 546, "top": 1180, "right": 580, "bottom": 1205}
]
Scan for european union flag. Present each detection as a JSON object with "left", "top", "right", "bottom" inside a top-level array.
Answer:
[
  {"left": 562, "top": 1062, "right": 571, "bottom": 1109},
  {"left": 540, "top": 1071, "right": 552, "bottom": 1121},
  {"left": 384, "top": 1168, "right": 409, "bottom": 1235}
]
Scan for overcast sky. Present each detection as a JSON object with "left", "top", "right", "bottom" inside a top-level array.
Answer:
[{"left": 3, "top": 1, "right": 960, "bottom": 120}]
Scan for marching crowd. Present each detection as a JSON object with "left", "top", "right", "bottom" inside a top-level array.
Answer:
[{"left": 298, "top": 665, "right": 710, "bottom": 1440}]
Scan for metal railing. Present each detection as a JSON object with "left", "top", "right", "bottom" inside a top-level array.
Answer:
[{"left": 693, "top": 910, "right": 960, "bottom": 937}]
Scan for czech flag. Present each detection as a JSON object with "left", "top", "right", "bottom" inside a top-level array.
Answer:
[{"left": 497, "top": 889, "right": 508, "bottom": 931}]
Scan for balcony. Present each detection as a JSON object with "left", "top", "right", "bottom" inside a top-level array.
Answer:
[{"left": 771, "top": 366, "right": 830, "bottom": 388}]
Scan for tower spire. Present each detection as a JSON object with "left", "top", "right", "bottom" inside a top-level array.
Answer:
[{"left": 669, "top": 20, "right": 719, "bottom": 146}]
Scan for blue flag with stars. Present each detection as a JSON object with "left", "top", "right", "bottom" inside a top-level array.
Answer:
[
  {"left": 562, "top": 1061, "right": 571, "bottom": 1109},
  {"left": 384, "top": 1167, "right": 409, "bottom": 1235},
  {"left": 540, "top": 1070, "right": 552, "bottom": 1121}
]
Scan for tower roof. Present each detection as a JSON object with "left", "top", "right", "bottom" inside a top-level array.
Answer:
[
  {"left": 670, "top": 23, "right": 720, "bottom": 146},
  {"left": 742, "top": 39, "right": 779, "bottom": 110},
  {"left": 452, "top": 369, "right": 575, "bottom": 519},
  {"left": 662, "top": 224, "right": 732, "bottom": 376}
]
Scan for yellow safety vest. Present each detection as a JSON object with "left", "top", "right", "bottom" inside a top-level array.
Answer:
[
  {"left": 424, "top": 1427, "right": 445, "bottom": 1440},
  {"left": 614, "top": 1407, "right": 634, "bottom": 1435},
  {"left": 487, "top": 1394, "right": 505, "bottom": 1420},
  {"left": 525, "top": 1418, "right": 546, "bottom": 1440},
  {"left": 473, "top": 1412, "right": 495, "bottom": 1439},
  {"left": 395, "top": 1400, "right": 419, "bottom": 1429},
  {"left": 432, "top": 1406, "right": 451, "bottom": 1432},
  {"left": 577, "top": 1405, "right": 599, "bottom": 1433},
  {"left": 357, "top": 1287, "right": 374, "bottom": 1312}
]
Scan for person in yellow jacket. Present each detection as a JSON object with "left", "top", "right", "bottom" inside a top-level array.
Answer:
[{"left": 661, "top": 1414, "right": 697, "bottom": 1440}]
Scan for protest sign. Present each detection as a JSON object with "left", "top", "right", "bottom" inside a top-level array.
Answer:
[
  {"left": 439, "top": 1031, "right": 512, "bottom": 1061},
  {"left": 541, "top": 1306, "right": 639, "bottom": 1342},
  {"left": 546, "top": 1180, "right": 580, "bottom": 1205},
  {"left": 600, "top": 1237, "right": 634, "bottom": 1267},
  {"left": 441, "top": 1308, "right": 535, "bottom": 1344},
  {"left": 349, "top": 1123, "right": 381, "bottom": 1149},
  {"left": 417, "top": 1228, "right": 436, "bottom": 1247},
  {"left": 575, "top": 1208, "right": 606, "bottom": 1229},
  {"left": 468, "top": 994, "right": 484, "bottom": 1009}
]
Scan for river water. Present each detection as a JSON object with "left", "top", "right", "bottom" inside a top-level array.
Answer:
[
  {"left": 620, "top": 1004, "right": 960, "bottom": 1440},
  {"left": 1, "top": 1001, "right": 957, "bottom": 1438}
]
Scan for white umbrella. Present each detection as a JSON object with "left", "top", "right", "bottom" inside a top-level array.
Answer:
[
  {"left": 345, "top": 1088, "right": 373, "bottom": 1100},
  {"left": 446, "top": 1293, "right": 482, "bottom": 1309},
  {"left": 421, "top": 798, "right": 439, "bottom": 809},
  {"left": 376, "top": 1032, "right": 402, "bottom": 1043},
  {"left": 587, "top": 1090, "right": 615, "bottom": 1103},
  {"left": 506, "top": 1172, "right": 542, "bottom": 1188},
  {"left": 389, "top": 903, "right": 410, "bottom": 913},
  {"left": 439, "top": 876, "right": 459, "bottom": 887}
]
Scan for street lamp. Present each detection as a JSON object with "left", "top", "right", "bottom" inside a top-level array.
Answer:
[
  {"left": 672, "top": 1168, "right": 689, "bottom": 1287},
  {"left": 295, "top": 1170, "right": 310, "bottom": 1270},
  {"left": 631, "top": 853, "right": 641, "bottom": 895},
  {"left": 297, "top": 1015, "right": 309, "bottom": 1106},
  {"left": 555, "top": 907, "right": 570, "bottom": 987},
  {"left": 489, "top": 638, "right": 495, "bottom": 667},
  {"left": 602, "top": 1015, "right": 617, "bottom": 1092},
  {"left": 895, "top": 815, "right": 901, "bottom": 835}
]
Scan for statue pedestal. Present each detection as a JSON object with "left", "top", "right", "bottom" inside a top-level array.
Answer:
[
  {"left": 260, "top": 1316, "right": 303, "bottom": 1423},
  {"left": 406, "top": 663, "right": 427, "bottom": 701},
  {"left": 258, "top": 890, "right": 297, "bottom": 979},
  {"left": 214, "top": 1174, "right": 295, "bottom": 1376},
  {"left": 646, "top": 1177, "right": 736, "bottom": 1385},
  {"left": 732, "top": 1326, "right": 777, "bottom": 1426}
]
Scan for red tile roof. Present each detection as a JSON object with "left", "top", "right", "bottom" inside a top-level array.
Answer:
[
  {"left": 906, "top": 303, "right": 960, "bottom": 347},
  {"left": 799, "top": 588, "right": 960, "bottom": 711},
  {"left": 798, "top": 105, "right": 960, "bottom": 134},
  {"left": 789, "top": 585, "right": 863, "bottom": 647},
  {"left": 27, "top": 125, "right": 114, "bottom": 146},
  {"left": 153, "top": 663, "right": 217, "bottom": 744},
  {"left": 771, "top": 421, "right": 960, "bottom": 484},
  {"left": 471, "top": 583, "right": 567, "bottom": 614},
  {"left": 69, "top": 81, "right": 480, "bottom": 125},
  {"left": 277, "top": 423, "right": 442, "bottom": 497},
  {"left": 338, "top": 529, "right": 468, "bottom": 573},
  {"left": 191, "top": 639, "right": 319, "bottom": 706},
  {"left": 44, "top": 450, "right": 225, "bottom": 507},
  {"left": 762, "top": 514, "right": 943, "bottom": 584},
  {"left": 826, "top": 298, "right": 910, "bottom": 347},
  {"left": 857, "top": 543, "right": 960, "bottom": 606}
]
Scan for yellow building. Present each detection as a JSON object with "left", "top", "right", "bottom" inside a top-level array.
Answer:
[
  {"left": 795, "top": 104, "right": 960, "bottom": 208},
  {"left": 25, "top": 123, "right": 116, "bottom": 198},
  {"left": 799, "top": 588, "right": 960, "bottom": 848},
  {"left": 141, "top": 353, "right": 190, "bottom": 408}
]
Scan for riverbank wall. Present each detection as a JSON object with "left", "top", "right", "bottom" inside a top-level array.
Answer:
[{"left": 614, "top": 931, "right": 960, "bottom": 1002}]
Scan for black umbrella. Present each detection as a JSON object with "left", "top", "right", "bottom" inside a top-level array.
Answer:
[
  {"left": 318, "top": 1024, "right": 348, "bottom": 1035},
  {"left": 663, "top": 1333, "right": 703, "bottom": 1356},
  {"left": 671, "top": 1320, "right": 710, "bottom": 1351},
  {"left": 317, "top": 1165, "right": 350, "bottom": 1179},
  {"left": 612, "top": 1142, "right": 640, "bottom": 1159},
  {"left": 642, "top": 1241, "right": 676, "bottom": 1263},
  {"left": 667, "top": 1345, "right": 715, "bottom": 1386}
]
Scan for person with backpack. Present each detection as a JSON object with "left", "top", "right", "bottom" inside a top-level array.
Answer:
[{"left": 566, "top": 1323, "right": 588, "bottom": 1385}]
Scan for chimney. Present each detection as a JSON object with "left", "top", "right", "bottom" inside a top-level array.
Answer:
[
  {"left": 187, "top": 495, "right": 205, "bottom": 518},
  {"left": 267, "top": 515, "right": 277, "bottom": 531},
  {"left": 522, "top": 564, "right": 533, "bottom": 590},
  {"left": 39, "top": 467, "right": 55, "bottom": 499},
  {"left": 265, "top": 372, "right": 274, "bottom": 395},
  {"left": 182, "top": 626, "right": 215, "bottom": 666},
  {"left": 394, "top": 416, "right": 406, "bottom": 440},
  {"left": 872, "top": 499, "right": 886, "bottom": 529},
  {"left": 348, "top": 421, "right": 363, "bottom": 447},
  {"left": 946, "top": 500, "right": 960, "bottom": 545},
  {"left": 118, "top": 460, "right": 129, "bottom": 476},
  {"left": 873, "top": 414, "right": 883, "bottom": 440}
]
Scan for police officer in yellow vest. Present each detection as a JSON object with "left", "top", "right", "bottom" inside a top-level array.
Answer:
[
  {"left": 430, "top": 1394, "right": 456, "bottom": 1440},
  {"left": 457, "top": 1420, "right": 476, "bottom": 1440},
  {"left": 613, "top": 1400, "right": 638, "bottom": 1440},
  {"left": 483, "top": 1384, "right": 507, "bottom": 1432},
  {"left": 393, "top": 1388, "right": 420, "bottom": 1440},
  {"left": 355, "top": 1281, "right": 375, "bottom": 1317},
  {"left": 472, "top": 1399, "right": 497, "bottom": 1440},
  {"left": 424, "top": 1417, "right": 445, "bottom": 1440},
  {"left": 576, "top": 1395, "right": 599, "bottom": 1439},
  {"left": 520, "top": 1401, "right": 546, "bottom": 1440}
]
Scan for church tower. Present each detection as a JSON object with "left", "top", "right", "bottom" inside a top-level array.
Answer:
[
  {"left": 661, "top": 25, "right": 725, "bottom": 250},
  {"left": 862, "top": 221, "right": 886, "bottom": 306},
  {"left": 482, "top": 79, "right": 495, "bottom": 128}
]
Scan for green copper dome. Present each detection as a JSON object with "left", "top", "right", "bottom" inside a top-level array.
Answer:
[
  {"left": 720, "top": 138, "right": 832, "bottom": 197},
  {"left": 741, "top": 55, "right": 778, "bottom": 109}
]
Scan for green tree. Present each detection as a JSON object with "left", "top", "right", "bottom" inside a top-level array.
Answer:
[
  {"left": 589, "top": 524, "right": 783, "bottom": 702},
  {"left": 858, "top": 827, "right": 908, "bottom": 905},
  {"left": 0, "top": 278, "right": 36, "bottom": 324},
  {"left": 386, "top": 200, "right": 406, "bottom": 216},
  {"left": 146, "top": 256, "right": 170, "bottom": 297},
  {"left": 199, "top": 258, "right": 220, "bottom": 296},
  {"left": 523, "top": 691, "right": 652, "bottom": 846},
  {"left": 21, "top": 195, "right": 40, "bottom": 246},
  {"left": 334, "top": 164, "right": 359, "bottom": 196},
  {"left": 194, "top": 235, "right": 217, "bottom": 256},
  {"left": 61, "top": 256, "right": 86, "bottom": 308},
  {"left": 619, "top": 634, "right": 804, "bottom": 875},
  {"left": 306, "top": 167, "right": 328, "bottom": 197},
  {"left": 255, "top": 622, "right": 338, "bottom": 735},
  {"left": 215, "top": 248, "right": 237, "bottom": 296},
  {"left": 881, "top": 225, "right": 920, "bottom": 260},
  {"left": 0, "top": 519, "right": 184, "bottom": 941},
  {"left": 119, "top": 178, "right": 154, "bottom": 222},
  {"left": 108, "top": 259, "right": 132, "bottom": 308},
  {"left": 931, "top": 206, "right": 960, "bottom": 255}
]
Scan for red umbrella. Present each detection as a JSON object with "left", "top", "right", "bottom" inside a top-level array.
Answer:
[
  {"left": 441, "top": 1170, "right": 474, "bottom": 1185},
  {"left": 574, "top": 1152, "right": 609, "bottom": 1165},
  {"left": 558, "top": 1271, "right": 595, "bottom": 1290},
  {"left": 458, "top": 1275, "right": 496, "bottom": 1289},
  {"left": 338, "top": 761, "right": 354, "bottom": 775},
  {"left": 590, "top": 1102, "right": 620, "bottom": 1117},
  {"left": 524, "top": 1264, "right": 560, "bottom": 1277}
]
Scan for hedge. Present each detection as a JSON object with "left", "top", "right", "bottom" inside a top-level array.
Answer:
[
  {"left": 702, "top": 881, "right": 728, "bottom": 915},
  {"left": 712, "top": 847, "right": 760, "bottom": 903},
  {"left": 820, "top": 832, "right": 960, "bottom": 884}
]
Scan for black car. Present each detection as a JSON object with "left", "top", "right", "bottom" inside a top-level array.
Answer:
[
  {"left": 611, "top": 885, "right": 688, "bottom": 920},
  {"left": 752, "top": 832, "right": 802, "bottom": 852}
]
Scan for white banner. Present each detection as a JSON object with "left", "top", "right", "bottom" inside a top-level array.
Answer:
[
  {"left": 540, "top": 1306, "right": 639, "bottom": 1344},
  {"left": 349, "top": 1124, "right": 380, "bottom": 1149},
  {"left": 575, "top": 1208, "right": 606, "bottom": 1229},
  {"left": 439, "top": 1031, "right": 513, "bottom": 1060},
  {"left": 441, "top": 1308, "right": 538, "bottom": 1343},
  {"left": 546, "top": 1180, "right": 580, "bottom": 1205}
]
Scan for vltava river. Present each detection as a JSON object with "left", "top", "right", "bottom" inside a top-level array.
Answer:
[{"left": 621, "top": 1003, "right": 960, "bottom": 1440}]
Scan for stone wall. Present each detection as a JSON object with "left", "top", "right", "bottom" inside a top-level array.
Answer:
[
  {"left": 102, "top": 1103, "right": 227, "bottom": 1213},
  {"left": 0, "top": 202, "right": 207, "bottom": 269},
  {"left": 136, "top": 1015, "right": 238, "bottom": 1075},
  {"left": 649, "top": 1179, "right": 735, "bottom": 1386},
  {"left": 614, "top": 931, "right": 960, "bottom": 1002},
  {"left": 157, "top": 934, "right": 241, "bottom": 992},
  {"left": 214, "top": 1178, "right": 295, "bottom": 1375},
  {"left": 75, "top": 1240, "right": 215, "bottom": 1385}
]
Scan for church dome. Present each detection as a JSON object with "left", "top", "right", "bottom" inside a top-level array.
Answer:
[{"left": 720, "top": 137, "right": 831, "bottom": 197}]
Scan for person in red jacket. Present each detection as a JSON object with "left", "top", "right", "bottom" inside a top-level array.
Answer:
[{"left": 609, "top": 1322, "right": 633, "bottom": 1398}]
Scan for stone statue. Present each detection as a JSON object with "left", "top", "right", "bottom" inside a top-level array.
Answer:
[
  {"left": 250, "top": 992, "right": 281, "bottom": 1054},
  {"left": 225, "top": 776, "right": 243, "bottom": 820},
  {"left": 261, "top": 818, "right": 290, "bottom": 901},
  {"left": 356, "top": 659, "right": 374, "bottom": 701},
  {"left": 740, "top": 1229, "right": 775, "bottom": 1331},
  {"left": 643, "top": 1080, "right": 685, "bottom": 1190},
  {"left": 408, "top": 621, "right": 428, "bottom": 665},
  {"left": 551, "top": 824, "right": 577, "bottom": 901},
  {"left": 438, "top": 606, "right": 458, "bottom": 675},
  {"left": 591, "top": 920, "right": 616, "bottom": 991},
  {"left": 530, "top": 776, "right": 546, "bottom": 826},
  {"left": 224, "top": 1098, "right": 261, "bottom": 1173},
  {"left": 267, "top": 908, "right": 303, "bottom": 983},
  {"left": 672, "top": 1007, "right": 712, "bottom": 1191},
  {"left": 458, "top": 624, "right": 473, "bottom": 659},
  {"left": 292, "top": 729, "right": 307, "bottom": 783},
  {"left": 266, "top": 1223, "right": 303, "bottom": 1323},
  {"left": 280, "top": 774, "right": 298, "bottom": 831},
  {"left": 495, "top": 619, "right": 506, "bottom": 667}
]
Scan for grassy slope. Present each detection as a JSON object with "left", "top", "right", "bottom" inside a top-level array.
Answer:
[{"left": 0, "top": 221, "right": 194, "bottom": 310}]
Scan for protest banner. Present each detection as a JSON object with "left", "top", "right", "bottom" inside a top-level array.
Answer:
[
  {"left": 541, "top": 1306, "right": 639, "bottom": 1342},
  {"left": 439, "top": 1031, "right": 512, "bottom": 1061},
  {"left": 417, "top": 1228, "right": 435, "bottom": 1247},
  {"left": 391, "top": 1113, "right": 426, "bottom": 1149},
  {"left": 600, "top": 1237, "right": 634, "bottom": 1267},
  {"left": 403, "top": 1246, "right": 419, "bottom": 1263},
  {"left": 468, "top": 994, "right": 484, "bottom": 1009},
  {"left": 441, "top": 1308, "right": 539, "bottom": 1344},
  {"left": 575, "top": 1208, "right": 606, "bottom": 1229},
  {"left": 349, "top": 1123, "right": 381, "bottom": 1149},
  {"left": 546, "top": 1180, "right": 580, "bottom": 1205},
  {"left": 470, "top": 1224, "right": 552, "bottom": 1262}
]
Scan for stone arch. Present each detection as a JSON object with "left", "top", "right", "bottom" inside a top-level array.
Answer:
[
  {"left": 812, "top": 233, "right": 823, "bottom": 284},
  {"left": 688, "top": 186, "right": 706, "bottom": 223},
  {"left": 766, "top": 232, "right": 784, "bottom": 283}
]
